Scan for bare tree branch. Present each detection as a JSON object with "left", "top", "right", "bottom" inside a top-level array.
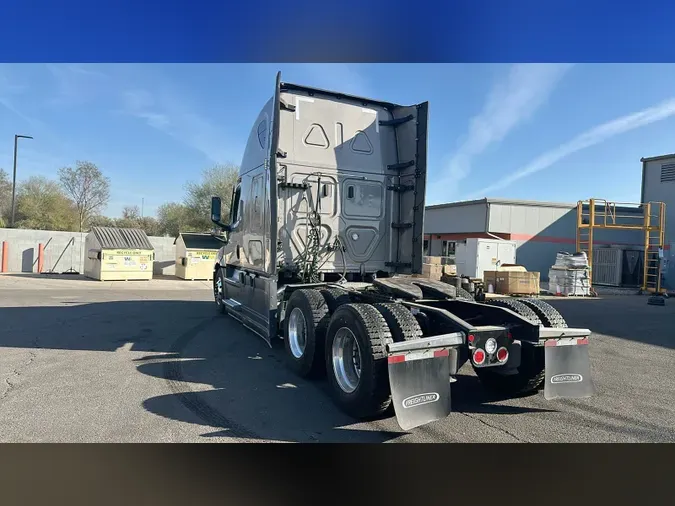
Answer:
[{"left": 58, "top": 161, "right": 111, "bottom": 232}]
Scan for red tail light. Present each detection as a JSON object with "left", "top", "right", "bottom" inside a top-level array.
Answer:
[
  {"left": 496, "top": 347, "right": 509, "bottom": 363},
  {"left": 468, "top": 334, "right": 475, "bottom": 343},
  {"left": 473, "top": 349, "right": 486, "bottom": 365}
]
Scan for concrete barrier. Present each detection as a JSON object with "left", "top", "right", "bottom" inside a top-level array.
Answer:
[{"left": 0, "top": 228, "right": 178, "bottom": 275}]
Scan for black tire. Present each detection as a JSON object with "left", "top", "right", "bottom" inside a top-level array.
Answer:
[
  {"left": 475, "top": 298, "right": 545, "bottom": 395},
  {"left": 520, "top": 298, "right": 568, "bottom": 328},
  {"left": 373, "top": 303, "right": 423, "bottom": 342},
  {"left": 213, "top": 268, "right": 227, "bottom": 314},
  {"left": 485, "top": 298, "right": 542, "bottom": 326},
  {"left": 455, "top": 287, "right": 475, "bottom": 301},
  {"left": 319, "top": 288, "right": 351, "bottom": 314},
  {"left": 325, "top": 303, "right": 393, "bottom": 419},
  {"left": 283, "top": 289, "right": 330, "bottom": 378}
]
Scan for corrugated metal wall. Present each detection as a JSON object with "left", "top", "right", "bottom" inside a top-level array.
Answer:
[
  {"left": 488, "top": 202, "right": 643, "bottom": 280},
  {"left": 423, "top": 200, "right": 645, "bottom": 282},
  {"left": 424, "top": 202, "right": 488, "bottom": 234},
  {"left": 642, "top": 157, "right": 675, "bottom": 289}
]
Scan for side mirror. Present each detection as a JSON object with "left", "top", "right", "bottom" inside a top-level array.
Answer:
[
  {"left": 211, "top": 196, "right": 232, "bottom": 233},
  {"left": 211, "top": 196, "right": 222, "bottom": 223}
]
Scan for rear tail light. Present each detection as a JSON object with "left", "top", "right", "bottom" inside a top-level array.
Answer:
[
  {"left": 496, "top": 347, "right": 509, "bottom": 363},
  {"left": 473, "top": 349, "right": 486, "bottom": 365},
  {"left": 468, "top": 334, "right": 475, "bottom": 344}
]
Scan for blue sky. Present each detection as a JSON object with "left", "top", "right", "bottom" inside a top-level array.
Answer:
[{"left": 1, "top": 63, "right": 675, "bottom": 218}]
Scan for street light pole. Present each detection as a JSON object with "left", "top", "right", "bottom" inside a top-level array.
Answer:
[{"left": 10, "top": 134, "right": 33, "bottom": 228}]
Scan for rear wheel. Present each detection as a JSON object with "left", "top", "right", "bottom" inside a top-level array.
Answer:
[
  {"left": 373, "top": 303, "right": 423, "bottom": 342},
  {"left": 475, "top": 298, "right": 545, "bottom": 395},
  {"left": 455, "top": 287, "right": 475, "bottom": 301},
  {"left": 283, "top": 289, "right": 330, "bottom": 378},
  {"left": 485, "top": 298, "right": 542, "bottom": 326},
  {"left": 520, "top": 298, "right": 568, "bottom": 328},
  {"left": 319, "top": 287, "right": 351, "bottom": 314},
  {"left": 325, "top": 303, "right": 393, "bottom": 419}
]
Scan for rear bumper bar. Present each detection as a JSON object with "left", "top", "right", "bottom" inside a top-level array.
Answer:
[
  {"left": 536, "top": 327, "right": 591, "bottom": 345},
  {"left": 386, "top": 326, "right": 592, "bottom": 354},
  {"left": 386, "top": 332, "right": 464, "bottom": 354}
]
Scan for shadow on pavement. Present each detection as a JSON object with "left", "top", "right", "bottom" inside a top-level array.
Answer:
[
  {"left": 547, "top": 295, "right": 675, "bottom": 350},
  {"left": 0, "top": 297, "right": 554, "bottom": 442}
]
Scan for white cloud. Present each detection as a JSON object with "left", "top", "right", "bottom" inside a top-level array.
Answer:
[
  {"left": 468, "top": 96, "right": 675, "bottom": 199},
  {"left": 118, "top": 84, "right": 235, "bottom": 164},
  {"left": 429, "top": 64, "right": 573, "bottom": 203},
  {"left": 0, "top": 69, "right": 44, "bottom": 130},
  {"left": 45, "top": 64, "right": 109, "bottom": 107}
]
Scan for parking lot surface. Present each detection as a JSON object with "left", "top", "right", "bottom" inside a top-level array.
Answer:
[{"left": 1, "top": 273, "right": 674, "bottom": 443}]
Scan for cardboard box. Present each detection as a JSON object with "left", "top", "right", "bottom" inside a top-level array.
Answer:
[
  {"left": 424, "top": 256, "right": 443, "bottom": 265},
  {"left": 444, "top": 264, "right": 457, "bottom": 276},
  {"left": 484, "top": 269, "right": 540, "bottom": 295},
  {"left": 422, "top": 262, "right": 444, "bottom": 280}
]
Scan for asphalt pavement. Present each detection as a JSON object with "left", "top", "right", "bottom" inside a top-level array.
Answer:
[{"left": 1, "top": 273, "right": 674, "bottom": 443}]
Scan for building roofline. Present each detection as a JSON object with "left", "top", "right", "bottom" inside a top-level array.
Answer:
[
  {"left": 640, "top": 153, "right": 675, "bottom": 162},
  {"left": 426, "top": 197, "right": 644, "bottom": 213},
  {"left": 425, "top": 198, "right": 489, "bottom": 210},
  {"left": 426, "top": 197, "right": 578, "bottom": 210}
]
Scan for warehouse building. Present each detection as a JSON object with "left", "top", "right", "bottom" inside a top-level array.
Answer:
[
  {"left": 640, "top": 153, "right": 675, "bottom": 289},
  {"left": 423, "top": 198, "right": 645, "bottom": 284}
]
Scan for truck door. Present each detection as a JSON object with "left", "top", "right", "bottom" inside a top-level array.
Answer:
[
  {"left": 221, "top": 181, "right": 247, "bottom": 307},
  {"left": 243, "top": 168, "right": 271, "bottom": 335}
]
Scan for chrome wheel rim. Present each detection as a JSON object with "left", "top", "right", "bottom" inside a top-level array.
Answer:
[
  {"left": 214, "top": 276, "right": 223, "bottom": 305},
  {"left": 288, "top": 308, "right": 307, "bottom": 359},
  {"left": 332, "top": 327, "right": 362, "bottom": 394}
]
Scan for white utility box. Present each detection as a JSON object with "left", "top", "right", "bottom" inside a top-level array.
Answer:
[{"left": 454, "top": 238, "right": 517, "bottom": 279}]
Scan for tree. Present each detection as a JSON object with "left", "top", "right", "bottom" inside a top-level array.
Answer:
[
  {"left": 183, "top": 163, "right": 239, "bottom": 232},
  {"left": 113, "top": 205, "right": 160, "bottom": 236},
  {"left": 157, "top": 202, "right": 191, "bottom": 237},
  {"left": 139, "top": 216, "right": 161, "bottom": 237},
  {"left": 58, "top": 161, "right": 111, "bottom": 232},
  {"left": 88, "top": 215, "right": 116, "bottom": 228},
  {"left": 0, "top": 168, "right": 12, "bottom": 226},
  {"left": 15, "top": 176, "right": 78, "bottom": 231}
]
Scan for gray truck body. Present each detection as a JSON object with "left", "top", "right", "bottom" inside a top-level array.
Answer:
[
  {"left": 213, "top": 73, "right": 427, "bottom": 341},
  {"left": 210, "top": 72, "right": 595, "bottom": 430}
]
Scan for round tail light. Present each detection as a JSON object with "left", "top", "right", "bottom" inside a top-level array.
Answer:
[
  {"left": 497, "top": 347, "right": 509, "bottom": 363},
  {"left": 473, "top": 349, "right": 486, "bottom": 365}
]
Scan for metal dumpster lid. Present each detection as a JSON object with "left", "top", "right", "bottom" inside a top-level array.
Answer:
[
  {"left": 174, "top": 233, "right": 223, "bottom": 250},
  {"left": 91, "top": 227, "right": 154, "bottom": 250}
]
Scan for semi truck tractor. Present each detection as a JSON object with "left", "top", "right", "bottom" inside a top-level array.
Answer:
[{"left": 209, "top": 72, "right": 595, "bottom": 430}]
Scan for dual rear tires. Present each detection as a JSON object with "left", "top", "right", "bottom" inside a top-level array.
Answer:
[
  {"left": 283, "top": 288, "right": 421, "bottom": 419},
  {"left": 474, "top": 298, "right": 567, "bottom": 396}
]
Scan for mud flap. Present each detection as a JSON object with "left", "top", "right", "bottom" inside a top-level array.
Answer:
[
  {"left": 544, "top": 338, "right": 595, "bottom": 400},
  {"left": 388, "top": 348, "right": 452, "bottom": 431}
]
